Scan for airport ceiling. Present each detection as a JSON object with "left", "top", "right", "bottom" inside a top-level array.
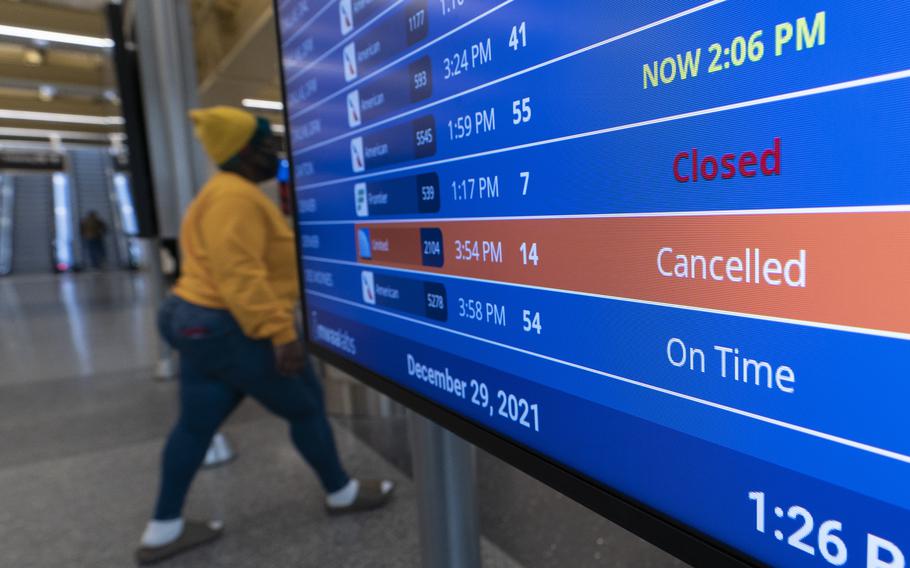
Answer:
[
  {"left": 0, "top": 0, "right": 283, "bottom": 149},
  {"left": 16, "top": 0, "right": 110, "bottom": 10},
  {"left": 192, "top": 0, "right": 283, "bottom": 118},
  {"left": 0, "top": 0, "right": 117, "bottom": 145}
]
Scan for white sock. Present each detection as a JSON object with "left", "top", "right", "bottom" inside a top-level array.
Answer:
[
  {"left": 325, "top": 479, "right": 395, "bottom": 508},
  {"left": 141, "top": 518, "right": 184, "bottom": 548},
  {"left": 326, "top": 479, "right": 359, "bottom": 508}
]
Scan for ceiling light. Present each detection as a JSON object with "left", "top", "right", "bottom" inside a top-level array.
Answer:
[
  {"left": 242, "top": 98, "right": 284, "bottom": 111},
  {"left": 0, "top": 127, "right": 112, "bottom": 141},
  {"left": 38, "top": 85, "right": 57, "bottom": 102},
  {"left": 0, "top": 109, "right": 124, "bottom": 126},
  {"left": 23, "top": 47, "right": 44, "bottom": 65},
  {"left": 0, "top": 24, "right": 114, "bottom": 49}
]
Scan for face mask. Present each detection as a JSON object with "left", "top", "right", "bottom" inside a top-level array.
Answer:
[
  {"left": 250, "top": 151, "right": 279, "bottom": 183},
  {"left": 247, "top": 135, "right": 282, "bottom": 182}
]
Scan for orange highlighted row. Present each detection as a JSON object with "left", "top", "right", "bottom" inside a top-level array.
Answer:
[{"left": 356, "top": 213, "right": 910, "bottom": 335}]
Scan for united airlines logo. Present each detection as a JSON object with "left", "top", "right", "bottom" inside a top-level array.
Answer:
[{"left": 357, "top": 228, "right": 372, "bottom": 259}]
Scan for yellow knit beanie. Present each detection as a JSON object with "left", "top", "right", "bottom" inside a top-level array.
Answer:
[{"left": 189, "top": 106, "right": 258, "bottom": 165}]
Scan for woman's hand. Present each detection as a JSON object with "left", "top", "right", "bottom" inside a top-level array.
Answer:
[{"left": 274, "top": 340, "right": 307, "bottom": 376}]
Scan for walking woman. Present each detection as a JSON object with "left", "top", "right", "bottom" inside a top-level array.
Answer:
[{"left": 137, "top": 107, "right": 394, "bottom": 564}]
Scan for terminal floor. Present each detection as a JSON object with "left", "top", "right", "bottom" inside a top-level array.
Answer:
[{"left": 0, "top": 272, "right": 688, "bottom": 568}]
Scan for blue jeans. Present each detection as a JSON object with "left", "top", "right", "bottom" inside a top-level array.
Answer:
[
  {"left": 153, "top": 295, "right": 349, "bottom": 520},
  {"left": 86, "top": 238, "right": 106, "bottom": 269}
]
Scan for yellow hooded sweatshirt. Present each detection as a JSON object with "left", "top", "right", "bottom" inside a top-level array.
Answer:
[
  {"left": 173, "top": 106, "right": 298, "bottom": 345},
  {"left": 172, "top": 171, "right": 299, "bottom": 346}
]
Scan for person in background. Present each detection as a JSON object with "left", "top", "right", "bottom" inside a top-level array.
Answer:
[
  {"left": 136, "top": 106, "right": 395, "bottom": 565},
  {"left": 80, "top": 210, "right": 107, "bottom": 269}
]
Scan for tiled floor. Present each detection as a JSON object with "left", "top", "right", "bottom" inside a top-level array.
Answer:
[
  {"left": 339, "top": 414, "right": 690, "bottom": 568},
  {"left": 0, "top": 272, "right": 687, "bottom": 567}
]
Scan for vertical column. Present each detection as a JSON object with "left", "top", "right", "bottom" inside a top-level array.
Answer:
[
  {"left": 408, "top": 411, "right": 482, "bottom": 568},
  {"left": 0, "top": 176, "right": 11, "bottom": 275},
  {"left": 133, "top": 0, "right": 210, "bottom": 240},
  {"left": 127, "top": 0, "right": 211, "bottom": 377}
]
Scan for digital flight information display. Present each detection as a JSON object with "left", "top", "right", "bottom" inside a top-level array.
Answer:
[{"left": 274, "top": 1, "right": 910, "bottom": 565}]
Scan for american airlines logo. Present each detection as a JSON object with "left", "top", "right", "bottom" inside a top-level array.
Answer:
[
  {"left": 343, "top": 43, "right": 358, "bottom": 82},
  {"left": 339, "top": 0, "right": 354, "bottom": 35},
  {"left": 347, "top": 90, "right": 362, "bottom": 128},
  {"left": 350, "top": 137, "right": 365, "bottom": 173},
  {"left": 361, "top": 270, "right": 376, "bottom": 305}
]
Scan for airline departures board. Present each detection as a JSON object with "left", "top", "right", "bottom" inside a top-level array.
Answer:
[{"left": 274, "top": 1, "right": 910, "bottom": 565}]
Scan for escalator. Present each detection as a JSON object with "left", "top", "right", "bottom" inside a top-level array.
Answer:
[
  {"left": 0, "top": 148, "right": 142, "bottom": 275},
  {"left": 10, "top": 175, "right": 54, "bottom": 274},
  {"left": 69, "top": 149, "right": 123, "bottom": 268}
]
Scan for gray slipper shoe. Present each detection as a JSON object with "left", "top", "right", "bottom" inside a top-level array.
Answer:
[
  {"left": 326, "top": 479, "right": 396, "bottom": 515},
  {"left": 135, "top": 520, "right": 223, "bottom": 565}
]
